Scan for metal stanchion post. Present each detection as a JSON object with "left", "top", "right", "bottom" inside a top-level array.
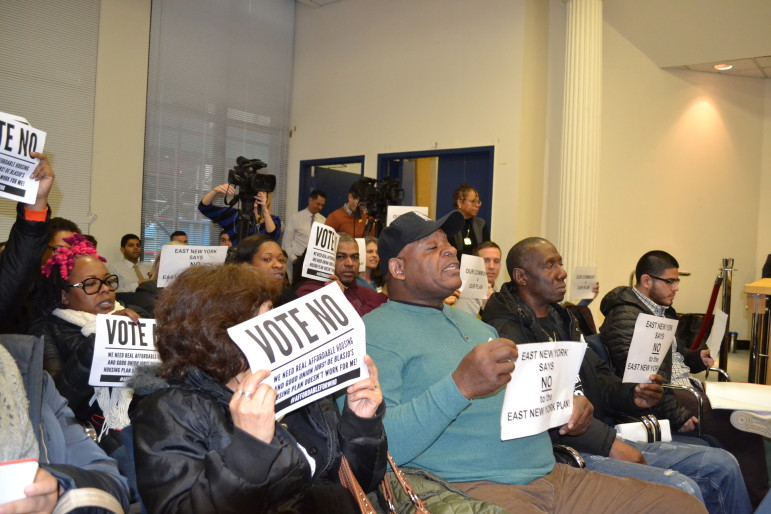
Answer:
[
  {"left": 747, "top": 294, "right": 768, "bottom": 384},
  {"left": 718, "top": 258, "right": 735, "bottom": 380}
]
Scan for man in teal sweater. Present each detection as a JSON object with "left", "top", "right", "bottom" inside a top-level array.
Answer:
[{"left": 363, "top": 211, "right": 703, "bottom": 512}]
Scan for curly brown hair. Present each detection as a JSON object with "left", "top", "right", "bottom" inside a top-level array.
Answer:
[{"left": 154, "top": 263, "right": 281, "bottom": 383}]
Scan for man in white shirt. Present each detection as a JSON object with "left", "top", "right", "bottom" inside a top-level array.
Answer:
[
  {"left": 282, "top": 190, "right": 326, "bottom": 274},
  {"left": 109, "top": 233, "right": 152, "bottom": 292}
]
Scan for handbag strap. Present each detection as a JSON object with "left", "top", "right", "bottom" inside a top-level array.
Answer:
[
  {"left": 385, "top": 453, "right": 429, "bottom": 514},
  {"left": 339, "top": 455, "right": 377, "bottom": 514},
  {"left": 52, "top": 488, "right": 124, "bottom": 514}
]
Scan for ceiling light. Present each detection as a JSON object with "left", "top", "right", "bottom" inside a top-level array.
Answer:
[{"left": 713, "top": 64, "right": 733, "bottom": 71}]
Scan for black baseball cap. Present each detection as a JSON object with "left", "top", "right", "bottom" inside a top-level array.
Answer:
[{"left": 378, "top": 210, "right": 465, "bottom": 275}]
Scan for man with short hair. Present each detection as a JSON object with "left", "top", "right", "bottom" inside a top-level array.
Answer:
[
  {"left": 455, "top": 241, "right": 502, "bottom": 316},
  {"left": 108, "top": 234, "right": 152, "bottom": 293},
  {"left": 169, "top": 230, "right": 188, "bottom": 244},
  {"left": 282, "top": 190, "right": 326, "bottom": 274},
  {"left": 295, "top": 233, "right": 386, "bottom": 316},
  {"left": 218, "top": 230, "right": 232, "bottom": 247},
  {"left": 363, "top": 212, "right": 703, "bottom": 512},
  {"left": 325, "top": 181, "right": 373, "bottom": 238},
  {"left": 601, "top": 250, "right": 769, "bottom": 506},
  {"left": 482, "top": 238, "right": 751, "bottom": 512}
]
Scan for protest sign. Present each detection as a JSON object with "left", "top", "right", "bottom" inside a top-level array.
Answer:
[
  {"left": 622, "top": 313, "right": 678, "bottom": 383},
  {"left": 228, "top": 284, "right": 368, "bottom": 419},
  {"left": 89, "top": 315, "right": 159, "bottom": 387},
  {"left": 500, "top": 341, "right": 586, "bottom": 440},
  {"left": 705, "top": 309, "right": 728, "bottom": 357},
  {"left": 0, "top": 112, "right": 47, "bottom": 204},
  {"left": 157, "top": 245, "right": 228, "bottom": 287},
  {"left": 302, "top": 221, "right": 339, "bottom": 281},
  {"left": 459, "top": 254, "right": 488, "bottom": 299},
  {"left": 356, "top": 237, "right": 366, "bottom": 273},
  {"left": 569, "top": 266, "right": 597, "bottom": 300},
  {"left": 386, "top": 206, "right": 429, "bottom": 227}
]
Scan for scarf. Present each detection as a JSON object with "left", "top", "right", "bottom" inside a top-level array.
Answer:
[{"left": 53, "top": 302, "right": 133, "bottom": 441}]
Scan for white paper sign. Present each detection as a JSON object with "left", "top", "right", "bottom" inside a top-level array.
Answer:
[
  {"left": 622, "top": 313, "right": 678, "bottom": 383},
  {"left": 386, "top": 205, "right": 429, "bottom": 227},
  {"left": 157, "top": 245, "right": 228, "bottom": 287},
  {"left": 500, "top": 341, "right": 586, "bottom": 440},
  {"left": 89, "top": 315, "right": 159, "bottom": 387},
  {"left": 227, "top": 284, "right": 368, "bottom": 419},
  {"left": 356, "top": 237, "right": 366, "bottom": 273},
  {"left": 705, "top": 309, "right": 728, "bottom": 357},
  {"left": 569, "top": 266, "right": 597, "bottom": 300},
  {"left": 0, "top": 112, "right": 46, "bottom": 204},
  {"left": 459, "top": 254, "right": 488, "bottom": 299},
  {"left": 0, "top": 458, "right": 38, "bottom": 504},
  {"left": 302, "top": 222, "right": 339, "bottom": 281}
]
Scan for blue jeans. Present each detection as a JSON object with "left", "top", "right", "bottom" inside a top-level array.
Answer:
[{"left": 581, "top": 439, "right": 752, "bottom": 514}]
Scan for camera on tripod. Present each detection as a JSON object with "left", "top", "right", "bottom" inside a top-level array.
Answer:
[
  {"left": 226, "top": 156, "right": 277, "bottom": 243},
  {"left": 358, "top": 177, "right": 404, "bottom": 235}
]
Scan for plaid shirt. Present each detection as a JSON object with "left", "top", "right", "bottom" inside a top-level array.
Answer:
[{"left": 632, "top": 288, "right": 692, "bottom": 386}]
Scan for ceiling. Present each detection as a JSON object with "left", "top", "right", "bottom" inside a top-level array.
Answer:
[
  {"left": 296, "top": 0, "right": 771, "bottom": 78},
  {"left": 604, "top": 0, "right": 771, "bottom": 78}
]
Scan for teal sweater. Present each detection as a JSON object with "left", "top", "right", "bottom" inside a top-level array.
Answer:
[{"left": 363, "top": 300, "right": 554, "bottom": 485}]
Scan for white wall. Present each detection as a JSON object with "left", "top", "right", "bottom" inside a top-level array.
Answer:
[
  {"left": 289, "top": 0, "right": 549, "bottom": 261},
  {"left": 596, "top": 22, "right": 766, "bottom": 336},
  {"left": 90, "top": 0, "right": 151, "bottom": 265}
]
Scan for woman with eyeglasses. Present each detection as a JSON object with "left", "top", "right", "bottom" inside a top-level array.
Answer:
[
  {"left": 450, "top": 184, "right": 490, "bottom": 256},
  {"left": 30, "top": 234, "right": 144, "bottom": 499}
]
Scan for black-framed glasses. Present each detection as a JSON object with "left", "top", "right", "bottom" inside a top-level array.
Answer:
[
  {"left": 649, "top": 274, "right": 680, "bottom": 286},
  {"left": 65, "top": 275, "right": 119, "bottom": 295}
]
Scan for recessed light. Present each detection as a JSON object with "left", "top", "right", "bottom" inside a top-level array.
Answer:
[{"left": 713, "top": 64, "right": 733, "bottom": 71}]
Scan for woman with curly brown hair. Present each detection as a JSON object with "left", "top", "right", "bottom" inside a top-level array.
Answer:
[{"left": 131, "top": 264, "right": 387, "bottom": 513}]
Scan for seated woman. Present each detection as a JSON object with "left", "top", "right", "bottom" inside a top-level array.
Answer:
[
  {"left": 131, "top": 264, "right": 387, "bottom": 513},
  {"left": 234, "top": 234, "right": 294, "bottom": 304},
  {"left": 199, "top": 183, "right": 281, "bottom": 244},
  {"left": 357, "top": 236, "right": 384, "bottom": 293},
  {"left": 31, "top": 233, "right": 143, "bottom": 500}
]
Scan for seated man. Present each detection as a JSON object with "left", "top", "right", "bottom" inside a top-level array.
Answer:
[
  {"left": 169, "top": 230, "right": 188, "bottom": 244},
  {"left": 295, "top": 233, "right": 386, "bottom": 316},
  {"left": 363, "top": 211, "right": 703, "bottom": 512},
  {"left": 600, "top": 250, "right": 769, "bottom": 506},
  {"left": 482, "top": 237, "right": 751, "bottom": 513},
  {"left": 455, "top": 240, "right": 502, "bottom": 317},
  {"left": 109, "top": 233, "right": 152, "bottom": 292}
]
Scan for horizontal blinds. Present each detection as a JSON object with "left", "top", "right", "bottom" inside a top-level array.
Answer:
[{"left": 142, "top": 0, "right": 295, "bottom": 257}]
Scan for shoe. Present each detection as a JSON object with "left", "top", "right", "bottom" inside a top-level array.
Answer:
[{"left": 730, "top": 410, "right": 771, "bottom": 439}]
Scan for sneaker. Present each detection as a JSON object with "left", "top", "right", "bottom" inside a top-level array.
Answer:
[{"left": 730, "top": 410, "right": 771, "bottom": 439}]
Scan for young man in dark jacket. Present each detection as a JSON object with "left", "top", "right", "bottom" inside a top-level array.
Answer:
[{"left": 482, "top": 237, "right": 751, "bottom": 513}]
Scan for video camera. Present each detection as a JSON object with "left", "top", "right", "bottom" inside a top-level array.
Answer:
[
  {"left": 225, "top": 156, "right": 277, "bottom": 243},
  {"left": 358, "top": 177, "right": 404, "bottom": 236}
]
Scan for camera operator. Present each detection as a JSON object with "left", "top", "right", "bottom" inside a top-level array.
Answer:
[
  {"left": 325, "top": 181, "right": 374, "bottom": 238},
  {"left": 198, "top": 183, "right": 281, "bottom": 245}
]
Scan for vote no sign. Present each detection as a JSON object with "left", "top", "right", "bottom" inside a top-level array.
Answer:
[
  {"left": 89, "top": 315, "right": 159, "bottom": 387},
  {"left": 500, "top": 341, "right": 586, "bottom": 440}
]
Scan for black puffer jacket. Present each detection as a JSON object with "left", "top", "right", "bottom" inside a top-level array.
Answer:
[
  {"left": 131, "top": 367, "right": 387, "bottom": 514},
  {"left": 599, "top": 286, "right": 704, "bottom": 429},
  {"left": 482, "top": 282, "right": 648, "bottom": 456},
  {"left": 0, "top": 202, "right": 49, "bottom": 333},
  {"left": 31, "top": 315, "right": 102, "bottom": 424}
]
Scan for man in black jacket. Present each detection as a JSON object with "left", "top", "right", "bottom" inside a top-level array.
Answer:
[
  {"left": 482, "top": 237, "right": 751, "bottom": 513},
  {"left": 600, "top": 250, "right": 769, "bottom": 506}
]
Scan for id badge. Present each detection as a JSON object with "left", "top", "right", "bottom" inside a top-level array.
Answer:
[{"left": 464, "top": 237, "right": 472, "bottom": 246}]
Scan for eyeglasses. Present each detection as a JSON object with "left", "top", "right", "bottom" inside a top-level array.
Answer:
[
  {"left": 465, "top": 199, "right": 482, "bottom": 206},
  {"left": 649, "top": 275, "right": 680, "bottom": 286},
  {"left": 65, "top": 275, "right": 119, "bottom": 295}
]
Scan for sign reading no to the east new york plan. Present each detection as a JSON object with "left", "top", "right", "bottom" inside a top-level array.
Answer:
[
  {"left": 227, "top": 283, "right": 367, "bottom": 419},
  {"left": 157, "top": 245, "right": 228, "bottom": 287},
  {"left": 89, "top": 315, "right": 160, "bottom": 387},
  {"left": 0, "top": 112, "right": 47, "bottom": 204},
  {"left": 500, "top": 341, "right": 586, "bottom": 440},
  {"left": 622, "top": 313, "right": 678, "bottom": 383}
]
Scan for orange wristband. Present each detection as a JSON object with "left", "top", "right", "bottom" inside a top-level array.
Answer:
[{"left": 23, "top": 206, "right": 48, "bottom": 222}]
